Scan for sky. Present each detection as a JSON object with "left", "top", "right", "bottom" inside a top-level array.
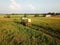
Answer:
[{"left": 0, "top": 0, "right": 60, "bottom": 14}]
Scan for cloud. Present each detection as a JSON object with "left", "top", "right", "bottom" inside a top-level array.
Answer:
[
  {"left": 28, "top": 4, "right": 36, "bottom": 11},
  {"left": 9, "top": 0, "right": 21, "bottom": 10}
]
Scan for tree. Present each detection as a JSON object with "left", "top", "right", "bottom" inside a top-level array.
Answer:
[
  {"left": 24, "top": 14, "right": 27, "bottom": 17},
  {"left": 51, "top": 12, "right": 56, "bottom": 16},
  {"left": 34, "top": 14, "right": 39, "bottom": 17}
]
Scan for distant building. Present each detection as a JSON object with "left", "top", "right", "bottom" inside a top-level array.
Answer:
[
  {"left": 44, "top": 12, "right": 52, "bottom": 17},
  {"left": 45, "top": 14, "right": 51, "bottom": 17}
]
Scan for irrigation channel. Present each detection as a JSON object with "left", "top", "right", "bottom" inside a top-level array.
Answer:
[{"left": 28, "top": 24, "right": 60, "bottom": 40}]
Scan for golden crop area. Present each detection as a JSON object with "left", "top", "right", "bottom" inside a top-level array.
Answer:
[{"left": 0, "top": 15, "right": 60, "bottom": 45}]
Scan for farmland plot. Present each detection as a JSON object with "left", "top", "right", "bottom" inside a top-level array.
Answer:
[{"left": 0, "top": 15, "right": 60, "bottom": 45}]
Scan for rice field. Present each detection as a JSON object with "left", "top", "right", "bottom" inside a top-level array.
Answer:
[{"left": 0, "top": 15, "right": 60, "bottom": 45}]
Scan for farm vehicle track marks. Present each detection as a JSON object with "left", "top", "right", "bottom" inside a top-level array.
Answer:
[{"left": 29, "top": 24, "right": 60, "bottom": 40}]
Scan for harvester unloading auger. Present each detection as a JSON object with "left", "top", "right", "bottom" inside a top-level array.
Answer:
[{"left": 21, "top": 17, "right": 31, "bottom": 26}]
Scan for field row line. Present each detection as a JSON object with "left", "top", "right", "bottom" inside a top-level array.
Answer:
[{"left": 29, "top": 24, "right": 60, "bottom": 40}]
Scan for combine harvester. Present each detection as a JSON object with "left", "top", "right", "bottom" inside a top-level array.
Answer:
[{"left": 21, "top": 17, "right": 31, "bottom": 26}]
